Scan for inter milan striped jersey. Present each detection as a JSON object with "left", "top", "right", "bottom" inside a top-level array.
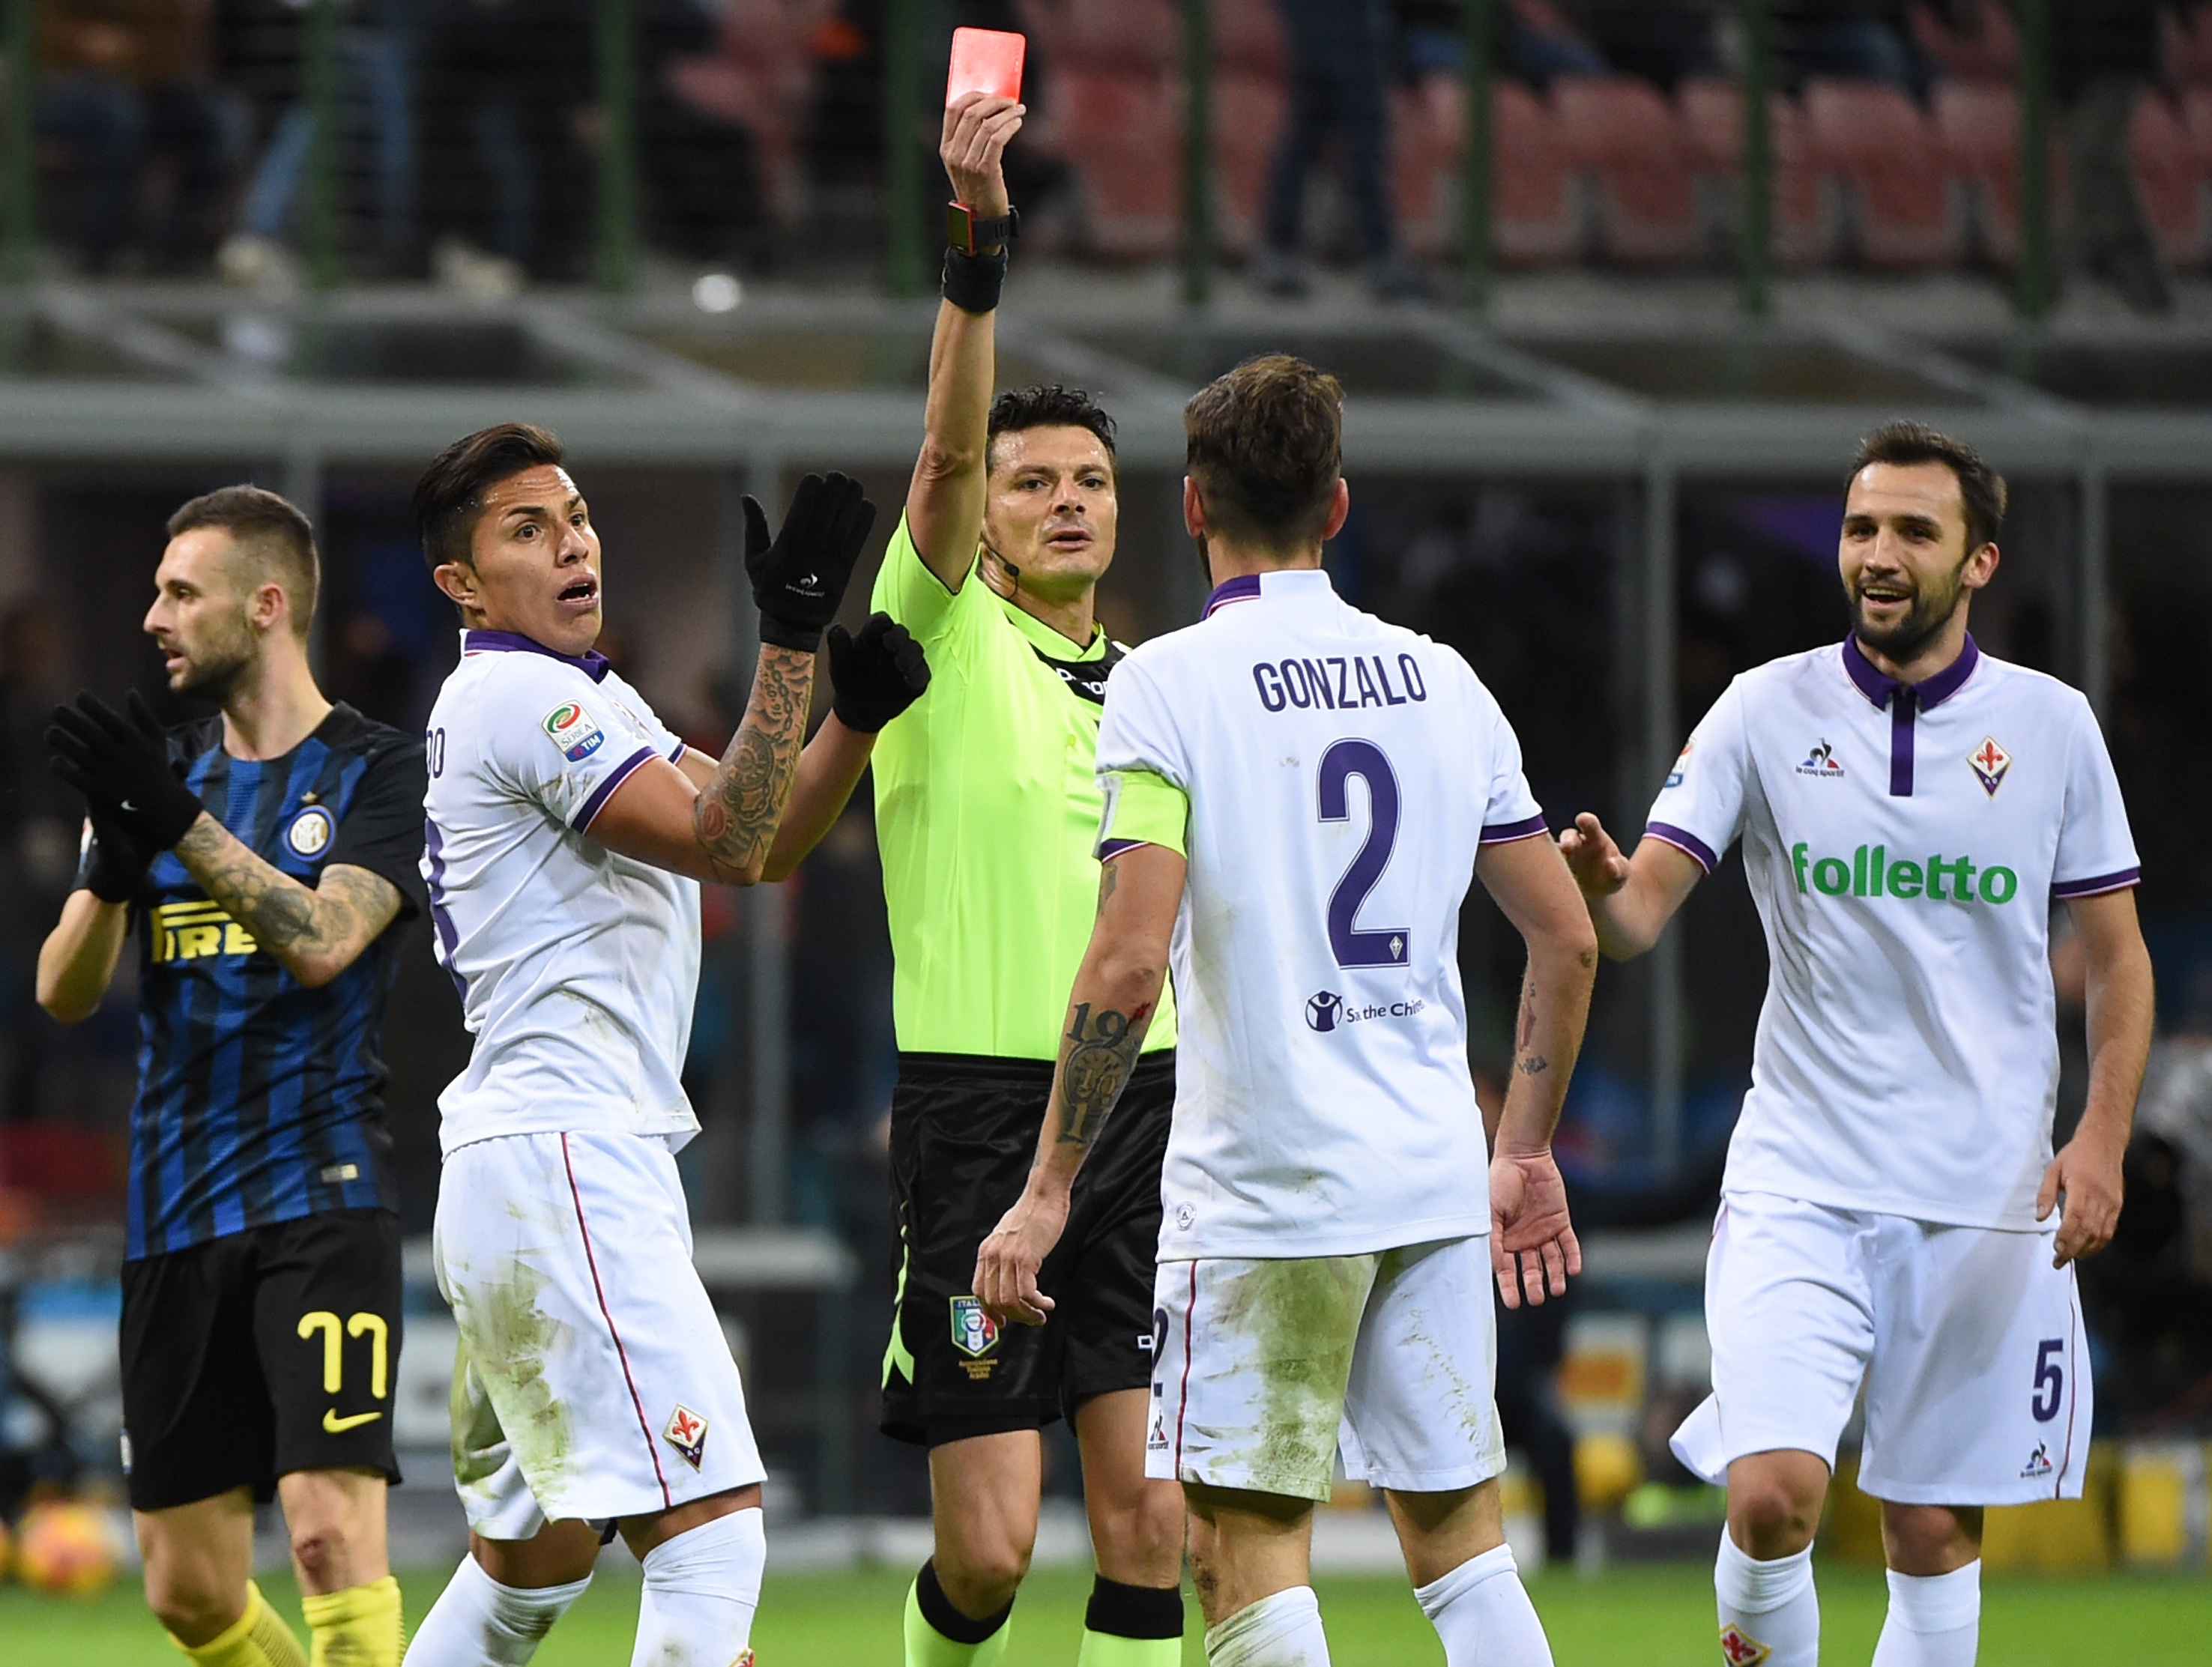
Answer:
[
  {"left": 1644, "top": 636, "right": 2139, "bottom": 1229},
  {"left": 83, "top": 704, "right": 429, "bottom": 1259}
]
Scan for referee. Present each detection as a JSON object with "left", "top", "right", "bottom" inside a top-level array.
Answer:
[
  {"left": 37, "top": 487, "right": 426, "bottom": 1667},
  {"left": 876, "top": 93, "right": 1183, "bottom": 1667}
]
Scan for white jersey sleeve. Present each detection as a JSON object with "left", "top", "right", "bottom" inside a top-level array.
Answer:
[
  {"left": 1097, "top": 657, "right": 1190, "bottom": 787},
  {"left": 1643, "top": 675, "right": 1753, "bottom": 873},
  {"left": 2052, "top": 695, "right": 2141, "bottom": 898},
  {"left": 477, "top": 657, "right": 673, "bottom": 833},
  {"left": 1466, "top": 654, "right": 1547, "bottom": 842}
]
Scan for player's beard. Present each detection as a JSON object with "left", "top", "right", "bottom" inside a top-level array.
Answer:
[
  {"left": 170, "top": 604, "right": 259, "bottom": 703},
  {"left": 1849, "top": 554, "right": 1970, "bottom": 665}
]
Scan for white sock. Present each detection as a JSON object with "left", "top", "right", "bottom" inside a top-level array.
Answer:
[
  {"left": 1204, "top": 1585, "right": 1330, "bottom": 1666},
  {"left": 1714, "top": 1531, "right": 1818, "bottom": 1667},
  {"left": 629, "top": 1505, "right": 766, "bottom": 1667},
  {"left": 1870, "top": 1561, "right": 1980, "bottom": 1667},
  {"left": 1412, "top": 1543, "right": 1554, "bottom": 1667},
  {"left": 403, "top": 1553, "right": 592, "bottom": 1666}
]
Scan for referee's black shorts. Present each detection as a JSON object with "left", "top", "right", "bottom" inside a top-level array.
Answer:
[
  {"left": 119, "top": 1206, "right": 402, "bottom": 1512},
  {"left": 881, "top": 1050, "right": 1172, "bottom": 1447}
]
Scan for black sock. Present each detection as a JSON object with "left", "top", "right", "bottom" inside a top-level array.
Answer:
[
  {"left": 915, "top": 1558, "right": 1014, "bottom": 1646},
  {"left": 1084, "top": 1574, "right": 1185, "bottom": 1639}
]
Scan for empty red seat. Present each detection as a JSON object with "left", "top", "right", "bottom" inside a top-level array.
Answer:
[
  {"left": 2131, "top": 91, "right": 2206, "bottom": 270},
  {"left": 1391, "top": 82, "right": 1459, "bottom": 260},
  {"left": 1015, "top": 0, "right": 1176, "bottom": 76},
  {"left": 1211, "top": 0, "right": 1287, "bottom": 78},
  {"left": 1934, "top": 79, "right": 2019, "bottom": 263},
  {"left": 1493, "top": 80, "right": 1580, "bottom": 264},
  {"left": 1678, "top": 77, "right": 1834, "bottom": 267},
  {"left": 1804, "top": 79, "right": 1958, "bottom": 267},
  {"left": 1552, "top": 74, "right": 1699, "bottom": 264},
  {"left": 1212, "top": 71, "right": 1289, "bottom": 256},
  {"left": 1052, "top": 69, "right": 1179, "bottom": 258}
]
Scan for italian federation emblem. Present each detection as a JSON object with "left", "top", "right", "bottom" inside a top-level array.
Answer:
[
  {"left": 950, "top": 1295, "right": 1001, "bottom": 1359},
  {"left": 662, "top": 1403, "right": 710, "bottom": 1469},
  {"left": 1969, "top": 736, "right": 2011, "bottom": 797}
]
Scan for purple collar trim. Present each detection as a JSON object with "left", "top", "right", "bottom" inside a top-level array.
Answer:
[
  {"left": 1203, "top": 575, "right": 1264, "bottom": 617},
  {"left": 462, "top": 628, "right": 612, "bottom": 683},
  {"left": 1841, "top": 632, "right": 1979, "bottom": 711}
]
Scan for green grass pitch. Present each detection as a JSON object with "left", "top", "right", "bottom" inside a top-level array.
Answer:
[{"left": 3, "top": 1562, "right": 2208, "bottom": 1664}]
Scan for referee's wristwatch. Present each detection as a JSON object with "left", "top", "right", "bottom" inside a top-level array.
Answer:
[{"left": 946, "top": 201, "right": 1019, "bottom": 255}]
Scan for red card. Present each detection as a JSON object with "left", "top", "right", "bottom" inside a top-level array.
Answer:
[{"left": 946, "top": 27, "right": 1026, "bottom": 106}]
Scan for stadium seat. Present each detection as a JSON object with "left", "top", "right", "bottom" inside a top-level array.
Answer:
[
  {"left": 2131, "top": 91, "right": 2207, "bottom": 270},
  {"left": 1013, "top": 0, "right": 1176, "bottom": 76},
  {"left": 1804, "top": 79, "right": 1959, "bottom": 267},
  {"left": 1934, "top": 80, "right": 2021, "bottom": 264},
  {"left": 1493, "top": 80, "right": 1580, "bottom": 264},
  {"left": 1551, "top": 74, "right": 1699, "bottom": 265},
  {"left": 660, "top": 0, "right": 838, "bottom": 223},
  {"left": 1052, "top": 69, "right": 1181, "bottom": 258},
  {"left": 1392, "top": 82, "right": 1460, "bottom": 261},
  {"left": 1211, "top": 0, "right": 1288, "bottom": 78},
  {"left": 1678, "top": 77, "right": 1833, "bottom": 267},
  {"left": 2162, "top": 2, "right": 2212, "bottom": 88},
  {"left": 1212, "top": 71, "right": 1289, "bottom": 257}
]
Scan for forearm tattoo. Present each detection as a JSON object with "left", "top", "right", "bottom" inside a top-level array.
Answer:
[
  {"left": 695, "top": 646, "right": 814, "bottom": 881},
  {"left": 1514, "top": 964, "right": 1549, "bottom": 1077},
  {"left": 1057, "top": 999, "right": 1152, "bottom": 1149},
  {"left": 175, "top": 817, "right": 398, "bottom": 972}
]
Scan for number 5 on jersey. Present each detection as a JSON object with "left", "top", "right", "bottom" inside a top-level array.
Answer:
[{"left": 1319, "top": 740, "right": 1408, "bottom": 967}]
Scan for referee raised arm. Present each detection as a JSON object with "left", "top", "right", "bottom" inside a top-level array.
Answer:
[
  {"left": 865, "top": 93, "right": 1186, "bottom": 1667},
  {"left": 37, "top": 488, "right": 427, "bottom": 1667}
]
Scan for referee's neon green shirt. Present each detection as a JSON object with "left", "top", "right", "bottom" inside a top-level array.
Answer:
[{"left": 868, "top": 515, "right": 1176, "bottom": 1060}]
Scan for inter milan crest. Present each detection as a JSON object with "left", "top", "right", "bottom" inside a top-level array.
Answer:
[
  {"left": 1968, "top": 736, "right": 2011, "bottom": 797},
  {"left": 950, "top": 1295, "right": 1000, "bottom": 1359},
  {"left": 285, "top": 805, "right": 336, "bottom": 859}
]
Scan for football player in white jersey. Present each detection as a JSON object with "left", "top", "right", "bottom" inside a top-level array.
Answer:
[
  {"left": 400, "top": 424, "right": 892, "bottom": 1667},
  {"left": 1560, "top": 422, "right": 2154, "bottom": 1667},
  {"left": 975, "top": 356, "right": 1598, "bottom": 1667}
]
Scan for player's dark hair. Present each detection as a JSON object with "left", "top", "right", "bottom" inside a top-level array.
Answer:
[
  {"left": 1184, "top": 354, "right": 1344, "bottom": 551},
  {"left": 985, "top": 385, "right": 1117, "bottom": 472},
  {"left": 413, "top": 422, "right": 568, "bottom": 572},
  {"left": 166, "top": 485, "right": 320, "bottom": 638},
  {"left": 1851, "top": 421, "right": 2007, "bottom": 556}
]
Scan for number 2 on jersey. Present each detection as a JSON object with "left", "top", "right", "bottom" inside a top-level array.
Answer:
[{"left": 1317, "top": 740, "right": 1408, "bottom": 967}]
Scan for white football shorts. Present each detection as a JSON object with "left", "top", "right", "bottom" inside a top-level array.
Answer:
[
  {"left": 1672, "top": 1190, "right": 2090, "bottom": 1506},
  {"left": 432, "top": 1128, "right": 765, "bottom": 1538},
  {"left": 1147, "top": 1235, "right": 1505, "bottom": 1501}
]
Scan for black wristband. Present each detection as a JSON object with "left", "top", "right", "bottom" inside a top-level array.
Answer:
[
  {"left": 758, "top": 615, "right": 824, "bottom": 654},
  {"left": 943, "top": 246, "right": 1009, "bottom": 315}
]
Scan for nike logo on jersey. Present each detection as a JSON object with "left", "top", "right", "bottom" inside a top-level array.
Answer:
[
  {"left": 1792, "top": 842, "right": 2019, "bottom": 905},
  {"left": 322, "top": 1409, "right": 383, "bottom": 1434}
]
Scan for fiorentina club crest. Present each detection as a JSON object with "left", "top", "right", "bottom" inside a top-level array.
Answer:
[
  {"left": 662, "top": 1403, "right": 710, "bottom": 1470},
  {"left": 1720, "top": 1623, "right": 1774, "bottom": 1666},
  {"left": 950, "top": 1295, "right": 1001, "bottom": 1358},
  {"left": 1969, "top": 736, "right": 2012, "bottom": 796}
]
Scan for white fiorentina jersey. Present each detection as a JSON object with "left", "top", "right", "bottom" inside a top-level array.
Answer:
[
  {"left": 423, "top": 629, "right": 702, "bottom": 1157},
  {"left": 1096, "top": 569, "right": 1548, "bottom": 1261},
  {"left": 1648, "top": 636, "right": 2139, "bottom": 1229}
]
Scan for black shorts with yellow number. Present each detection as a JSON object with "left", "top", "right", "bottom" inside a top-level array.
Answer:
[
  {"left": 881, "top": 1050, "right": 1173, "bottom": 1447},
  {"left": 119, "top": 1206, "right": 402, "bottom": 1511}
]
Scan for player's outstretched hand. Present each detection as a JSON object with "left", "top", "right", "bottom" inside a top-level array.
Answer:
[
  {"left": 941, "top": 91, "right": 1025, "bottom": 218},
  {"left": 2038, "top": 1128, "right": 2126, "bottom": 1268},
  {"left": 1490, "top": 1146, "right": 1582, "bottom": 1310},
  {"left": 46, "top": 691, "right": 204, "bottom": 850},
  {"left": 973, "top": 1184, "right": 1069, "bottom": 1328},
  {"left": 743, "top": 472, "right": 879, "bottom": 654},
  {"left": 1556, "top": 812, "right": 1630, "bottom": 900},
  {"left": 828, "top": 613, "right": 930, "bottom": 733}
]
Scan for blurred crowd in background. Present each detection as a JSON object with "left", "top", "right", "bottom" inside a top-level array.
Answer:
[{"left": 5, "top": 1, "right": 2210, "bottom": 306}]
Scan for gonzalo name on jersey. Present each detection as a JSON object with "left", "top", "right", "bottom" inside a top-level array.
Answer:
[{"left": 1251, "top": 653, "right": 1430, "bottom": 713}]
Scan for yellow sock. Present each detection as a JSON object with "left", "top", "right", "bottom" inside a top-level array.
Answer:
[
  {"left": 903, "top": 1570, "right": 1013, "bottom": 1667},
  {"left": 172, "top": 1582, "right": 309, "bottom": 1667},
  {"left": 300, "top": 1575, "right": 405, "bottom": 1667}
]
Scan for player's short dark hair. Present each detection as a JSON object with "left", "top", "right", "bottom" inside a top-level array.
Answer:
[
  {"left": 166, "top": 485, "right": 320, "bottom": 637},
  {"left": 985, "top": 385, "right": 1117, "bottom": 472},
  {"left": 1850, "top": 421, "right": 2007, "bottom": 556},
  {"left": 413, "top": 422, "right": 567, "bottom": 572},
  {"left": 1184, "top": 354, "right": 1344, "bottom": 551}
]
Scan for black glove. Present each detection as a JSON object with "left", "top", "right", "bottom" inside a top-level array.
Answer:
[
  {"left": 743, "top": 472, "right": 879, "bottom": 653},
  {"left": 79, "top": 800, "right": 156, "bottom": 904},
  {"left": 827, "top": 613, "right": 930, "bottom": 733},
  {"left": 47, "top": 691, "right": 205, "bottom": 850}
]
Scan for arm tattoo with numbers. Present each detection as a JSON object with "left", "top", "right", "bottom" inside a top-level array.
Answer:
[
  {"left": 175, "top": 817, "right": 400, "bottom": 971},
  {"left": 1057, "top": 999, "right": 1153, "bottom": 1149},
  {"left": 1513, "top": 963, "right": 1549, "bottom": 1077},
  {"left": 693, "top": 644, "right": 815, "bottom": 882}
]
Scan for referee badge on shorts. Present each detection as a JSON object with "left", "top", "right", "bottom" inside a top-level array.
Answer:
[
  {"left": 950, "top": 1295, "right": 1000, "bottom": 1379},
  {"left": 663, "top": 1403, "right": 710, "bottom": 1470}
]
